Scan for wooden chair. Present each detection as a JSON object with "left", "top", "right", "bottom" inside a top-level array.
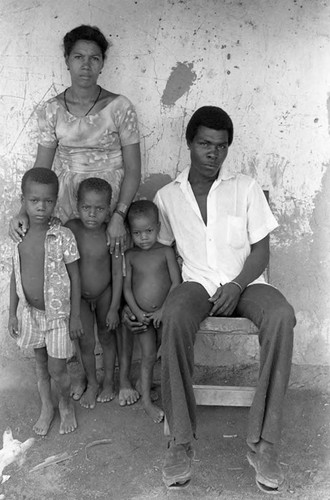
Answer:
[
  {"left": 192, "top": 317, "right": 258, "bottom": 407},
  {"left": 164, "top": 318, "right": 259, "bottom": 435}
]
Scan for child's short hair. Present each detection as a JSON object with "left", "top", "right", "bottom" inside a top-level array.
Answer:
[
  {"left": 21, "top": 168, "right": 59, "bottom": 195},
  {"left": 127, "top": 200, "right": 159, "bottom": 227},
  {"left": 185, "top": 106, "right": 234, "bottom": 146},
  {"left": 77, "top": 178, "right": 112, "bottom": 204}
]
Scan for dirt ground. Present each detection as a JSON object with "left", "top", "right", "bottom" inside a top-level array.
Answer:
[{"left": 0, "top": 352, "right": 329, "bottom": 500}]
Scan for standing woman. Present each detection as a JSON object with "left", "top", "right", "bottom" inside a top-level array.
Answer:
[
  {"left": 9, "top": 25, "right": 141, "bottom": 405},
  {"left": 10, "top": 24, "right": 141, "bottom": 254}
]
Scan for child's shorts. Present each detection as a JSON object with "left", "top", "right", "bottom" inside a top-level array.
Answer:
[{"left": 17, "top": 305, "right": 74, "bottom": 359}]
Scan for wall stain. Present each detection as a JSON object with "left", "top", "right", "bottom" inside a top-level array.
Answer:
[
  {"left": 268, "top": 155, "right": 290, "bottom": 188},
  {"left": 271, "top": 164, "right": 330, "bottom": 363},
  {"left": 161, "top": 62, "right": 197, "bottom": 106}
]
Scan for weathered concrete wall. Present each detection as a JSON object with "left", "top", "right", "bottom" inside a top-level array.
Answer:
[{"left": 1, "top": 0, "right": 329, "bottom": 365}]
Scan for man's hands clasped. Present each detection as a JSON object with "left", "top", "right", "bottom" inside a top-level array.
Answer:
[{"left": 208, "top": 282, "right": 242, "bottom": 317}]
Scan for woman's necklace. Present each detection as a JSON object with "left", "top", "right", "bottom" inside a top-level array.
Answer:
[{"left": 63, "top": 86, "right": 102, "bottom": 116}]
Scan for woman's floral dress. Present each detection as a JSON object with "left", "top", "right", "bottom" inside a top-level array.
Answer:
[{"left": 38, "top": 94, "right": 140, "bottom": 222}]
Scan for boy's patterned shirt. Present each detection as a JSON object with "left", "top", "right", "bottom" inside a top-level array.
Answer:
[{"left": 13, "top": 224, "right": 80, "bottom": 320}]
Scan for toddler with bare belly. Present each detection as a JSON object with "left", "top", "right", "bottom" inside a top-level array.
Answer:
[{"left": 124, "top": 200, "right": 181, "bottom": 423}]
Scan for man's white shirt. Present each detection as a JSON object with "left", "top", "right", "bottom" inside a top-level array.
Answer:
[{"left": 154, "top": 167, "right": 278, "bottom": 297}]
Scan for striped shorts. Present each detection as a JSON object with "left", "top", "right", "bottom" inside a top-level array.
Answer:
[{"left": 17, "top": 305, "right": 74, "bottom": 359}]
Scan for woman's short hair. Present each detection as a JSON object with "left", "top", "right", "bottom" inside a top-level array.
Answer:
[
  {"left": 63, "top": 25, "right": 109, "bottom": 59},
  {"left": 21, "top": 168, "right": 59, "bottom": 195},
  {"left": 77, "top": 178, "right": 112, "bottom": 204},
  {"left": 185, "top": 106, "right": 234, "bottom": 146}
]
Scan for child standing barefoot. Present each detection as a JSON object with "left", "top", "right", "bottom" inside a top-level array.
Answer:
[
  {"left": 66, "top": 178, "right": 123, "bottom": 409},
  {"left": 124, "top": 200, "right": 181, "bottom": 423},
  {"left": 8, "top": 168, "right": 82, "bottom": 436}
]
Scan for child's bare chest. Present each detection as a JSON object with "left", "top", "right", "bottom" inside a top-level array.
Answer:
[
  {"left": 131, "top": 250, "right": 166, "bottom": 274},
  {"left": 78, "top": 232, "right": 109, "bottom": 264},
  {"left": 19, "top": 233, "right": 45, "bottom": 269},
  {"left": 18, "top": 233, "right": 46, "bottom": 307}
]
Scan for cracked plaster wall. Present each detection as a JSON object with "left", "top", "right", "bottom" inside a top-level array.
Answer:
[{"left": 1, "top": 0, "right": 329, "bottom": 365}]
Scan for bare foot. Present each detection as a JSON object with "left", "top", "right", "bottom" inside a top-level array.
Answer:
[
  {"left": 67, "top": 359, "right": 86, "bottom": 401},
  {"left": 118, "top": 385, "right": 140, "bottom": 406},
  {"left": 59, "top": 399, "right": 77, "bottom": 435},
  {"left": 142, "top": 399, "right": 164, "bottom": 424},
  {"left": 70, "top": 381, "right": 86, "bottom": 401},
  {"left": 80, "top": 384, "right": 99, "bottom": 409},
  {"left": 97, "top": 382, "right": 116, "bottom": 403},
  {"left": 33, "top": 405, "right": 55, "bottom": 436}
]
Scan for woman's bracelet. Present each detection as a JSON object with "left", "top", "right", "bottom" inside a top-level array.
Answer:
[
  {"left": 229, "top": 281, "right": 243, "bottom": 293},
  {"left": 113, "top": 202, "right": 128, "bottom": 220},
  {"left": 113, "top": 208, "right": 126, "bottom": 219}
]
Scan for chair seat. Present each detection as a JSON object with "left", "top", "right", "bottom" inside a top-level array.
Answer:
[{"left": 197, "top": 316, "right": 259, "bottom": 336}]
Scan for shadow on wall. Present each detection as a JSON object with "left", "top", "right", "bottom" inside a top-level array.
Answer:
[{"left": 137, "top": 173, "right": 172, "bottom": 201}]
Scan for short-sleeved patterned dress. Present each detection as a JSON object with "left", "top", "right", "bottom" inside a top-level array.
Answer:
[{"left": 37, "top": 94, "right": 140, "bottom": 223}]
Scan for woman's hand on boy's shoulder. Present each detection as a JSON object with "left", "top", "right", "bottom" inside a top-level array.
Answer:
[{"left": 8, "top": 214, "right": 29, "bottom": 243}]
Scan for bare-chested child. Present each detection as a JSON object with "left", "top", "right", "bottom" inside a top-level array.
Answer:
[
  {"left": 124, "top": 200, "right": 181, "bottom": 423},
  {"left": 8, "top": 167, "right": 82, "bottom": 436},
  {"left": 65, "top": 178, "right": 123, "bottom": 410}
]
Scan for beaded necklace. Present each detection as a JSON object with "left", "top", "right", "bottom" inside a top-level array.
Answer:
[{"left": 63, "top": 86, "right": 102, "bottom": 116}]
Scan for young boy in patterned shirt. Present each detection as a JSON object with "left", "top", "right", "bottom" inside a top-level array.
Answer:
[{"left": 8, "top": 168, "right": 83, "bottom": 436}]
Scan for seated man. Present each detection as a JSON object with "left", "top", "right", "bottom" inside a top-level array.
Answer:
[{"left": 125, "top": 106, "right": 296, "bottom": 494}]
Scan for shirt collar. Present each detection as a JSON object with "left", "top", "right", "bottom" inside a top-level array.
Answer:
[{"left": 175, "top": 165, "right": 236, "bottom": 185}]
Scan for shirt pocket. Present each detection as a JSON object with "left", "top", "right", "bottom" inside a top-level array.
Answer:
[{"left": 227, "top": 215, "right": 246, "bottom": 249}]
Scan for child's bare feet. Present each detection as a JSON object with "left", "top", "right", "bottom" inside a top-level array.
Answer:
[
  {"left": 80, "top": 384, "right": 99, "bottom": 409},
  {"left": 142, "top": 399, "right": 164, "bottom": 424},
  {"left": 67, "top": 359, "right": 86, "bottom": 401},
  {"left": 70, "top": 382, "right": 86, "bottom": 401},
  {"left": 119, "top": 386, "right": 140, "bottom": 406},
  {"left": 97, "top": 382, "right": 116, "bottom": 403},
  {"left": 33, "top": 404, "right": 55, "bottom": 436},
  {"left": 59, "top": 399, "right": 77, "bottom": 434}
]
